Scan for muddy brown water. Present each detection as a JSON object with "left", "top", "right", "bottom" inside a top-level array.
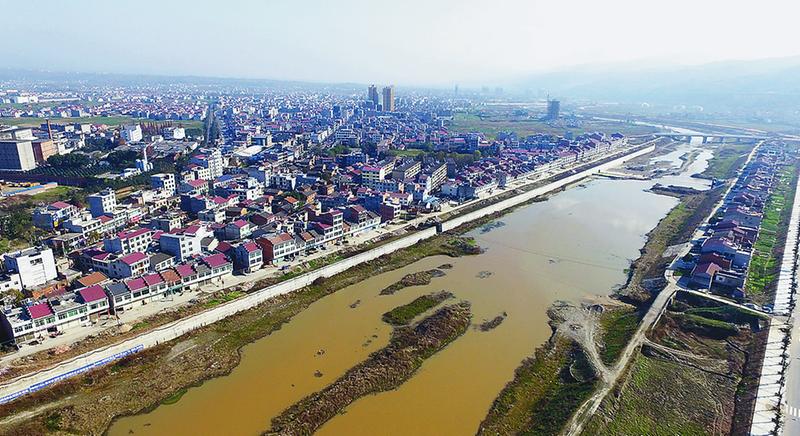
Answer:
[{"left": 109, "top": 145, "right": 709, "bottom": 436}]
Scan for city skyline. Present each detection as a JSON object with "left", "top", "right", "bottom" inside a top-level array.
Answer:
[{"left": 2, "top": 0, "right": 799, "bottom": 86}]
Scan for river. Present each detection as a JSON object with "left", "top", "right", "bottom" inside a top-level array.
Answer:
[{"left": 109, "top": 142, "right": 711, "bottom": 436}]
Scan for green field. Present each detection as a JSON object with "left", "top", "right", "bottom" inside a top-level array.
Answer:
[
  {"left": 701, "top": 143, "right": 753, "bottom": 180},
  {"left": 0, "top": 116, "right": 203, "bottom": 129},
  {"left": 387, "top": 148, "right": 426, "bottom": 157},
  {"left": 598, "top": 306, "right": 641, "bottom": 366},
  {"left": 449, "top": 112, "right": 657, "bottom": 140},
  {"left": 23, "top": 186, "right": 82, "bottom": 203}
]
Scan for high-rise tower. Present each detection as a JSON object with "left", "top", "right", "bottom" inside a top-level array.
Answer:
[
  {"left": 368, "top": 85, "right": 380, "bottom": 108},
  {"left": 382, "top": 85, "right": 395, "bottom": 112}
]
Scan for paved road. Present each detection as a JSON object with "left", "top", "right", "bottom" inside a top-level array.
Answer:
[
  {"left": 783, "top": 313, "right": 800, "bottom": 434},
  {"left": 565, "top": 284, "right": 678, "bottom": 435},
  {"left": 680, "top": 289, "right": 767, "bottom": 318},
  {"left": 777, "top": 202, "right": 800, "bottom": 435}
]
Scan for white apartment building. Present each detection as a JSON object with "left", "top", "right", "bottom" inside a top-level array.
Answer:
[
  {"left": 103, "top": 228, "right": 153, "bottom": 254},
  {"left": 159, "top": 225, "right": 213, "bottom": 261},
  {"left": 190, "top": 148, "right": 224, "bottom": 180},
  {"left": 151, "top": 173, "right": 177, "bottom": 196},
  {"left": 3, "top": 247, "right": 57, "bottom": 290},
  {"left": 121, "top": 124, "right": 143, "bottom": 143},
  {"left": 87, "top": 188, "right": 117, "bottom": 218},
  {"left": 162, "top": 126, "right": 185, "bottom": 140}
]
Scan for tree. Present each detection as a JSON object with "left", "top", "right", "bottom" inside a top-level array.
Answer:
[
  {"left": 2, "top": 288, "right": 24, "bottom": 305},
  {"left": 105, "top": 150, "right": 139, "bottom": 169},
  {"left": 47, "top": 153, "right": 93, "bottom": 169}
]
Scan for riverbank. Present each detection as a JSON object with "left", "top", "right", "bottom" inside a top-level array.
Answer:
[
  {"left": 0, "top": 234, "right": 480, "bottom": 435},
  {"left": 476, "top": 141, "right": 756, "bottom": 435},
  {"left": 477, "top": 313, "right": 602, "bottom": 436},
  {"left": 582, "top": 292, "right": 769, "bottom": 435}
]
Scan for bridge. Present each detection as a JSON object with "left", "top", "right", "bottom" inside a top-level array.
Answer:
[{"left": 654, "top": 132, "right": 769, "bottom": 144}]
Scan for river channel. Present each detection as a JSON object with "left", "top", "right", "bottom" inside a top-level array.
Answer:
[{"left": 109, "top": 142, "right": 711, "bottom": 435}]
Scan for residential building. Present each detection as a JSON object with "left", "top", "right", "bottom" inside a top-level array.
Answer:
[
  {"left": 159, "top": 225, "right": 213, "bottom": 261},
  {"left": 368, "top": 85, "right": 380, "bottom": 108},
  {"left": 3, "top": 247, "right": 57, "bottom": 290},
  {"left": 148, "top": 253, "right": 175, "bottom": 272},
  {"left": 233, "top": 242, "right": 263, "bottom": 273},
  {"left": 103, "top": 228, "right": 153, "bottom": 254},
  {"left": 162, "top": 126, "right": 185, "bottom": 140},
  {"left": 32, "top": 201, "right": 78, "bottom": 230},
  {"left": 0, "top": 273, "right": 22, "bottom": 294},
  {"left": 257, "top": 233, "right": 298, "bottom": 264},
  {"left": 121, "top": 124, "right": 143, "bottom": 143},
  {"left": 224, "top": 219, "right": 253, "bottom": 240},
  {"left": 190, "top": 148, "right": 224, "bottom": 179},
  {"left": 151, "top": 173, "right": 177, "bottom": 196},
  {"left": 87, "top": 189, "right": 117, "bottom": 218},
  {"left": 392, "top": 160, "right": 421, "bottom": 181},
  {"left": 107, "top": 252, "right": 150, "bottom": 279}
]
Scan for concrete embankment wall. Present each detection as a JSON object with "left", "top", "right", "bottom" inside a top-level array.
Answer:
[{"left": 0, "top": 144, "right": 654, "bottom": 405}]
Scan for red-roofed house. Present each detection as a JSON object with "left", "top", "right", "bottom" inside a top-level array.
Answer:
[
  {"left": 224, "top": 219, "right": 253, "bottom": 240},
  {"left": 202, "top": 254, "right": 233, "bottom": 275},
  {"left": 178, "top": 178, "right": 209, "bottom": 196},
  {"left": 690, "top": 262, "right": 723, "bottom": 289},
  {"left": 159, "top": 269, "right": 181, "bottom": 287},
  {"left": 109, "top": 252, "right": 150, "bottom": 278},
  {"left": 175, "top": 264, "right": 198, "bottom": 282},
  {"left": 77, "top": 285, "right": 110, "bottom": 318},
  {"left": 256, "top": 233, "right": 298, "bottom": 264},
  {"left": 76, "top": 271, "right": 109, "bottom": 288},
  {"left": 233, "top": 242, "right": 263, "bottom": 273},
  {"left": 33, "top": 201, "right": 78, "bottom": 230},
  {"left": 103, "top": 227, "right": 153, "bottom": 254},
  {"left": 27, "top": 302, "right": 53, "bottom": 320},
  {"left": 125, "top": 277, "right": 147, "bottom": 293}
]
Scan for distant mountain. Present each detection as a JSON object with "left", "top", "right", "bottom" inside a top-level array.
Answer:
[
  {"left": 514, "top": 57, "right": 800, "bottom": 112},
  {"left": 0, "top": 68, "right": 365, "bottom": 94}
]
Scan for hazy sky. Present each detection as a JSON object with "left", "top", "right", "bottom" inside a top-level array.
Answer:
[{"left": 3, "top": 0, "right": 799, "bottom": 85}]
